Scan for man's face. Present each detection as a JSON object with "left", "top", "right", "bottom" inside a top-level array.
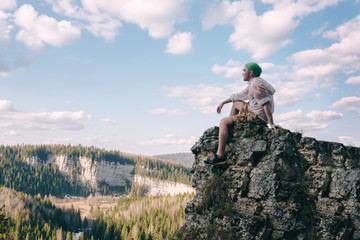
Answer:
[{"left": 242, "top": 66, "right": 251, "bottom": 81}]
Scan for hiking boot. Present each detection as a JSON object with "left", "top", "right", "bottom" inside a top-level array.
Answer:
[{"left": 204, "top": 154, "right": 227, "bottom": 165}]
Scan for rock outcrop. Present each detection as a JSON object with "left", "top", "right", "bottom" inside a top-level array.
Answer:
[{"left": 179, "top": 122, "right": 360, "bottom": 240}]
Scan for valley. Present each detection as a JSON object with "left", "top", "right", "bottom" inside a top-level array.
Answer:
[{"left": 0, "top": 144, "right": 195, "bottom": 239}]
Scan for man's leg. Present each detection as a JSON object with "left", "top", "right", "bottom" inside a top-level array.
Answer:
[
  {"left": 216, "top": 116, "right": 234, "bottom": 158},
  {"left": 204, "top": 101, "right": 244, "bottom": 165},
  {"left": 230, "top": 101, "right": 245, "bottom": 116}
]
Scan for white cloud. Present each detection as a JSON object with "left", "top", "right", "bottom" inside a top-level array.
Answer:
[
  {"left": 338, "top": 136, "right": 360, "bottom": 147},
  {"left": 212, "top": 59, "right": 243, "bottom": 79},
  {"left": 101, "top": 118, "right": 118, "bottom": 125},
  {"left": 166, "top": 31, "right": 194, "bottom": 55},
  {"left": 290, "top": 15, "right": 360, "bottom": 85},
  {"left": 139, "top": 134, "right": 196, "bottom": 146},
  {"left": 14, "top": 4, "right": 81, "bottom": 51},
  {"left": 306, "top": 110, "right": 343, "bottom": 122},
  {"left": 202, "top": 0, "right": 341, "bottom": 60},
  {"left": 149, "top": 108, "right": 187, "bottom": 116},
  {"left": 47, "top": 0, "right": 190, "bottom": 40},
  {"left": 0, "top": 100, "right": 15, "bottom": 111},
  {"left": 3, "top": 130, "right": 17, "bottom": 136},
  {"left": 311, "top": 22, "right": 329, "bottom": 37},
  {"left": 0, "top": 8, "right": 32, "bottom": 76},
  {"left": 276, "top": 109, "right": 342, "bottom": 132},
  {"left": 0, "top": 99, "right": 91, "bottom": 130},
  {"left": 162, "top": 84, "right": 229, "bottom": 114},
  {"left": 346, "top": 76, "right": 360, "bottom": 85},
  {"left": 85, "top": 19, "right": 122, "bottom": 42},
  {"left": 0, "top": 0, "right": 16, "bottom": 10},
  {"left": 331, "top": 97, "right": 360, "bottom": 113}
]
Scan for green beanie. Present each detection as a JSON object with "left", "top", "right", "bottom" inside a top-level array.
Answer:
[{"left": 245, "top": 62, "right": 262, "bottom": 77}]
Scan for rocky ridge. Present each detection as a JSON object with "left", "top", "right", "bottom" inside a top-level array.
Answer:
[{"left": 179, "top": 122, "right": 360, "bottom": 239}]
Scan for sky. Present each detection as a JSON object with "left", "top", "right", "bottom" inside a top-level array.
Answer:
[{"left": 1, "top": 0, "right": 360, "bottom": 156}]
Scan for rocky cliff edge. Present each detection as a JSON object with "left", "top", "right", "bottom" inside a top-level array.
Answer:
[{"left": 178, "top": 122, "right": 360, "bottom": 240}]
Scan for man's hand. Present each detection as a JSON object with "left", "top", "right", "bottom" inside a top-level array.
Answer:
[
  {"left": 270, "top": 124, "right": 284, "bottom": 130},
  {"left": 217, "top": 103, "right": 224, "bottom": 114}
]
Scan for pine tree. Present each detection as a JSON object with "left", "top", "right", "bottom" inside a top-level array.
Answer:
[
  {"left": 0, "top": 207, "right": 9, "bottom": 239},
  {"left": 65, "top": 231, "right": 72, "bottom": 240}
]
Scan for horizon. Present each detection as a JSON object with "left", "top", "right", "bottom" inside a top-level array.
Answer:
[{"left": 1, "top": 0, "right": 360, "bottom": 156}]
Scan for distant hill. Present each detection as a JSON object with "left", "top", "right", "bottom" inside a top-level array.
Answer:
[
  {"left": 154, "top": 152, "right": 195, "bottom": 168},
  {"left": 0, "top": 144, "right": 192, "bottom": 198}
]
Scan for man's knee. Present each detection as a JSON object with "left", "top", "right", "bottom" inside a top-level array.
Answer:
[
  {"left": 230, "top": 100, "right": 245, "bottom": 115},
  {"left": 220, "top": 117, "right": 233, "bottom": 127},
  {"left": 233, "top": 100, "right": 245, "bottom": 110}
]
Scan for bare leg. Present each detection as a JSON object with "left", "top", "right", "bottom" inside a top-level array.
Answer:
[
  {"left": 230, "top": 101, "right": 245, "bottom": 116},
  {"left": 205, "top": 101, "right": 246, "bottom": 164},
  {"left": 216, "top": 116, "right": 234, "bottom": 158}
]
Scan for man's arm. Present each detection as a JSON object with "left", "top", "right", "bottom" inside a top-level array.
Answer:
[
  {"left": 263, "top": 103, "right": 283, "bottom": 129},
  {"left": 217, "top": 98, "right": 232, "bottom": 114}
]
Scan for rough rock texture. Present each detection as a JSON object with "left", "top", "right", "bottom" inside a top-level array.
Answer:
[{"left": 179, "top": 122, "right": 360, "bottom": 240}]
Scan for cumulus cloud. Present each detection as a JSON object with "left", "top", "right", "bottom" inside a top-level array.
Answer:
[
  {"left": 166, "top": 31, "right": 194, "bottom": 55},
  {"left": 101, "top": 118, "right": 118, "bottom": 125},
  {"left": 162, "top": 84, "right": 229, "bottom": 114},
  {"left": 46, "top": 0, "right": 189, "bottom": 41},
  {"left": 13, "top": 4, "right": 81, "bottom": 51},
  {"left": 338, "top": 136, "right": 360, "bottom": 147},
  {"left": 331, "top": 97, "right": 360, "bottom": 113},
  {"left": 202, "top": 0, "right": 341, "bottom": 60},
  {"left": 346, "top": 76, "right": 360, "bottom": 85},
  {"left": 0, "top": 100, "right": 15, "bottom": 111},
  {"left": 0, "top": 99, "right": 91, "bottom": 130},
  {"left": 0, "top": 7, "right": 33, "bottom": 76},
  {"left": 212, "top": 59, "right": 243, "bottom": 79},
  {"left": 139, "top": 134, "right": 197, "bottom": 146},
  {"left": 150, "top": 108, "right": 187, "bottom": 116},
  {"left": 0, "top": 0, "right": 16, "bottom": 10},
  {"left": 276, "top": 109, "right": 342, "bottom": 132},
  {"left": 290, "top": 15, "right": 360, "bottom": 85}
]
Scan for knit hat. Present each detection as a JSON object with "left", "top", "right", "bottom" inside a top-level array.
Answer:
[{"left": 245, "top": 62, "right": 262, "bottom": 77}]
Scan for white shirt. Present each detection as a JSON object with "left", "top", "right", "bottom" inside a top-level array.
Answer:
[{"left": 229, "top": 77, "right": 276, "bottom": 122}]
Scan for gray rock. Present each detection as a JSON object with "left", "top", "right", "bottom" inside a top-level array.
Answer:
[{"left": 177, "top": 122, "right": 360, "bottom": 240}]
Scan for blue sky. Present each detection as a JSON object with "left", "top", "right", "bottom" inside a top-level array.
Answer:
[{"left": 1, "top": 0, "right": 360, "bottom": 156}]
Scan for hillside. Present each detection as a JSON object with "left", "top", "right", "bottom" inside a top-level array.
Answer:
[
  {"left": 0, "top": 144, "right": 194, "bottom": 198},
  {"left": 0, "top": 185, "right": 193, "bottom": 239},
  {"left": 155, "top": 152, "right": 195, "bottom": 168},
  {"left": 0, "top": 186, "right": 83, "bottom": 239}
]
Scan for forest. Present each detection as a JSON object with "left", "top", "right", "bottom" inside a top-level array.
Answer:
[
  {"left": 0, "top": 144, "right": 194, "bottom": 239},
  {"left": 0, "top": 186, "right": 193, "bottom": 239},
  {"left": 0, "top": 144, "right": 192, "bottom": 197}
]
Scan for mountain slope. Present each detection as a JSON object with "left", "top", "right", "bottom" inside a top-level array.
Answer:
[
  {"left": 0, "top": 144, "right": 193, "bottom": 198},
  {"left": 155, "top": 152, "right": 195, "bottom": 168}
]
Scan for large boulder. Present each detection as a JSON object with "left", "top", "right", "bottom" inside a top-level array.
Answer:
[{"left": 178, "top": 122, "right": 360, "bottom": 240}]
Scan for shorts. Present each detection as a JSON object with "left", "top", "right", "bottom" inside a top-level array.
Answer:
[{"left": 231, "top": 102, "right": 267, "bottom": 125}]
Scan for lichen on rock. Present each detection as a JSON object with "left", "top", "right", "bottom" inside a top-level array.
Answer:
[{"left": 178, "top": 122, "right": 360, "bottom": 240}]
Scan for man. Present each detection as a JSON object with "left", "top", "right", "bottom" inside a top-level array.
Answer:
[{"left": 204, "top": 62, "right": 283, "bottom": 165}]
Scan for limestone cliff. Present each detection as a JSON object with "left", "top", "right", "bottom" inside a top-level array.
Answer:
[
  {"left": 25, "top": 155, "right": 134, "bottom": 188},
  {"left": 24, "top": 154, "right": 194, "bottom": 196},
  {"left": 179, "top": 122, "right": 360, "bottom": 240}
]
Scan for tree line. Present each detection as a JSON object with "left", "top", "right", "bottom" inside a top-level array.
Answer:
[
  {"left": 1, "top": 185, "right": 193, "bottom": 240},
  {"left": 0, "top": 144, "right": 192, "bottom": 198},
  {"left": 0, "top": 186, "right": 85, "bottom": 240}
]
